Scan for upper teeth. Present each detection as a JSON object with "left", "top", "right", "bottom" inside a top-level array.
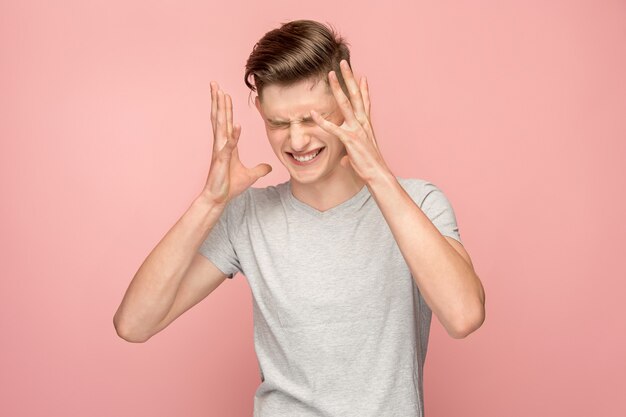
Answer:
[{"left": 293, "top": 149, "right": 321, "bottom": 162}]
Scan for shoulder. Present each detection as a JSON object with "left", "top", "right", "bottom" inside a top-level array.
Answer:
[
  {"left": 246, "top": 181, "right": 285, "bottom": 212},
  {"left": 395, "top": 176, "right": 448, "bottom": 208},
  {"left": 398, "top": 176, "right": 462, "bottom": 240},
  {"left": 223, "top": 181, "right": 284, "bottom": 213},
  {"left": 238, "top": 180, "right": 288, "bottom": 219},
  {"left": 247, "top": 181, "right": 285, "bottom": 205}
]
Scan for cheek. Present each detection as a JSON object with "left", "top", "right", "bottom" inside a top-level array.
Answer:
[
  {"left": 267, "top": 133, "right": 291, "bottom": 155},
  {"left": 313, "top": 125, "right": 328, "bottom": 137},
  {"left": 266, "top": 130, "right": 286, "bottom": 144}
]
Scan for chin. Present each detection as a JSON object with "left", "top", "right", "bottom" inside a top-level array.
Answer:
[{"left": 289, "top": 171, "right": 323, "bottom": 184}]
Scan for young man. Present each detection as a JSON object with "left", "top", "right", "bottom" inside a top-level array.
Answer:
[{"left": 114, "top": 19, "right": 485, "bottom": 417}]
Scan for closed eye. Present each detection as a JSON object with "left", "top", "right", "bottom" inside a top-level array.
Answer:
[
  {"left": 268, "top": 121, "right": 317, "bottom": 129},
  {"left": 267, "top": 112, "right": 331, "bottom": 129},
  {"left": 268, "top": 123, "right": 289, "bottom": 129}
]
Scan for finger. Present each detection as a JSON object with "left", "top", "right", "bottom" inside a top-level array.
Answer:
[
  {"left": 224, "top": 123, "right": 241, "bottom": 154},
  {"left": 360, "top": 76, "right": 371, "bottom": 120},
  {"left": 225, "top": 93, "right": 233, "bottom": 140},
  {"left": 310, "top": 109, "right": 346, "bottom": 142},
  {"left": 338, "top": 60, "right": 368, "bottom": 125},
  {"left": 358, "top": 76, "right": 375, "bottom": 141},
  {"left": 328, "top": 70, "right": 360, "bottom": 128},
  {"left": 210, "top": 81, "right": 219, "bottom": 136},
  {"left": 231, "top": 122, "right": 241, "bottom": 144},
  {"left": 230, "top": 127, "right": 242, "bottom": 162},
  {"left": 216, "top": 89, "right": 227, "bottom": 150}
]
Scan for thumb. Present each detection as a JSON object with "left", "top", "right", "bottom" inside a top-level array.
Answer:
[
  {"left": 340, "top": 154, "right": 351, "bottom": 169},
  {"left": 251, "top": 163, "right": 273, "bottom": 180}
]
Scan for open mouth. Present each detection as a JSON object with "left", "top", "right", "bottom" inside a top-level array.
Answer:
[{"left": 287, "top": 147, "right": 326, "bottom": 164}]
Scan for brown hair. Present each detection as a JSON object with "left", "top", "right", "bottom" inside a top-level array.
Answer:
[{"left": 244, "top": 19, "right": 352, "bottom": 105}]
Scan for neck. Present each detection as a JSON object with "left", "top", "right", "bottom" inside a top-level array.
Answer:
[{"left": 290, "top": 167, "right": 366, "bottom": 212}]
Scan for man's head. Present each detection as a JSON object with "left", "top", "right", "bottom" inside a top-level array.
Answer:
[
  {"left": 244, "top": 19, "right": 351, "bottom": 103},
  {"left": 245, "top": 20, "right": 355, "bottom": 185}
]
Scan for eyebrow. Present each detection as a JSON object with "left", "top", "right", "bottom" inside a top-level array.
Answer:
[{"left": 267, "top": 110, "right": 333, "bottom": 125}]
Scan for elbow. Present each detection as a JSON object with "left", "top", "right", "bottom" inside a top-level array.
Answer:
[
  {"left": 113, "top": 314, "right": 150, "bottom": 343},
  {"left": 450, "top": 278, "right": 486, "bottom": 339},
  {"left": 449, "top": 303, "right": 486, "bottom": 339}
]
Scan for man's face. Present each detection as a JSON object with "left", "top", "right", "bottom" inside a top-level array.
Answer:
[{"left": 254, "top": 77, "right": 347, "bottom": 185}]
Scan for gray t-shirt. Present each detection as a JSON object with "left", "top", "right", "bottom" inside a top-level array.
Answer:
[{"left": 198, "top": 176, "right": 461, "bottom": 417}]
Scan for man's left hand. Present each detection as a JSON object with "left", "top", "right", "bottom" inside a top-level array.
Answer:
[{"left": 310, "top": 59, "right": 393, "bottom": 183}]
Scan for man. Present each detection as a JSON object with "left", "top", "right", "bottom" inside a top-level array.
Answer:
[{"left": 114, "top": 19, "right": 485, "bottom": 417}]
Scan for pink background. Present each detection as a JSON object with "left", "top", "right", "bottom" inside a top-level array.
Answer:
[{"left": 1, "top": 1, "right": 625, "bottom": 416}]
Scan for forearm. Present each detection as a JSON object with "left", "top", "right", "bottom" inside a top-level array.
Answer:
[
  {"left": 113, "top": 194, "right": 224, "bottom": 341},
  {"left": 367, "top": 171, "right": 484, "bottom": 338}
]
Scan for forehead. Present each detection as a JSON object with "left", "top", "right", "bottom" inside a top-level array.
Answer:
[{"left": 260, "top": 78, "right": 336, "bottom": 120}]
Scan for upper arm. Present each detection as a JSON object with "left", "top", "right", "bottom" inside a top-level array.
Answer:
[{"left": 147, "top": 253, "right": 230, "bottom": 339}]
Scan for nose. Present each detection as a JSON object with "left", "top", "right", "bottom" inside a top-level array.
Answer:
[{"left": 288, "top": 123, "right": 312, "bottom": 152}]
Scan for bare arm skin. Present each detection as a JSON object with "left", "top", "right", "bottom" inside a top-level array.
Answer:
[
  {"left": 113, "top": 196, "right": 227, "bottom": 343},
  {"left": 367, "top": 172, "right": 486, "bottom": 339},
  {"left": 113, "top": 82, "right": 272, "bottom": 343}
]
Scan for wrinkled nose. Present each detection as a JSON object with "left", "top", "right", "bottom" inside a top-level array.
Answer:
[{"left": 289, "top": 124, "right": 312, "bottom": 152}]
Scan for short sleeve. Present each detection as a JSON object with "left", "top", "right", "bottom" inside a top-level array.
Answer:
[
  {"left": 197, "top": 191, "right": 247, "bottom": 279},
  {"left": 418, "top": 181, "right": 462, "bottom": 244}
]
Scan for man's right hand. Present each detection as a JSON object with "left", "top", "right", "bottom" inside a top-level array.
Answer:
[{"left": 201, "top": 81, "right": 272, "bottom": 207}]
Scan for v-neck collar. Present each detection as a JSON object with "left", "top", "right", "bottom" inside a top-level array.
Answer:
[{"left": 283, "top": 179, "right": 372, "bottom": 219}]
